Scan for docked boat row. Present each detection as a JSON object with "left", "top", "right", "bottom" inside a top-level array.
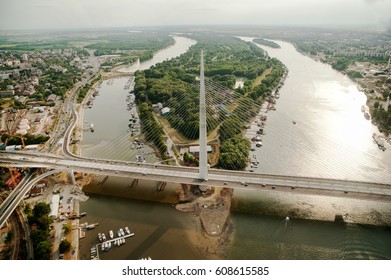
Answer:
[
  {"left": 90, "top": 247, "right": 98, "bottom": 260},
  {"left": 113, "top": 237, "right": 126, "bottom": 247},
  {"left": 97, "top": 226, "right": 133, "bottom": 242}
]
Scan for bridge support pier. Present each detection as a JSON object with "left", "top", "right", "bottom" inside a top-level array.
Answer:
[
  {"left": 69, "top": 169, "right": 76, "bottom": 185},
  {"left": 156, "top": 181, "right": 167, "bottom": 192},
  {"left": 129, "top": 179, "right": 138, "bottom": 189}
]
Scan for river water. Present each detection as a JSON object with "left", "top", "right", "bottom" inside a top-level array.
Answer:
[
  {"left": 241, "top": 38, "right": 391, "bottom": 183},
  {"left": 79, "top": 35, "right": 391, "bottom": 260}
]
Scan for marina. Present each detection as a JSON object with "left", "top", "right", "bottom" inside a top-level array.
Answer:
[{"left": 91, "top": 227, "right": 135, "bottom": 260}]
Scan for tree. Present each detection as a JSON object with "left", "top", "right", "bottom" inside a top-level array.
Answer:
[
  {"left": 63, "top": 224, "right": 72, "bottom": 235},
  {"left": 59, "top": 240, "right": 72, "bottom": 254},
  {"left": 35, "top": 241, "right": 52, "bottom": 260},
  {"left": 32, "top": 202, "right": 51, "bottom": 218}
]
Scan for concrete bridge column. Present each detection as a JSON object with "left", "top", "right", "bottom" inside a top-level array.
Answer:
[{"left": 69, "top": 169, "right": 76, "bottom": 185}]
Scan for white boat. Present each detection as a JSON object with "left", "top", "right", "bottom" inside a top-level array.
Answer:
[
  {"left": 101, "top": 243, "right": 106, "bottom": 252},
  {"left": 102, "top": 233, "right": 106, "bottom": 241},
  {"left": 119, "top": 228, "right": 125, "bottom": 236},
  {"left": 98, "top": 233, "right": 103, "bottom": 242},
  {"left": 122, "top": 238, "right": 125, "bottom": 244},
  {"left": 117, "top": 230, "right": 122, "bottom": 237},
  {"left": 109, "top": 230, "right": 114, "bottom": 239},
  {"left": 125, "top": 227, "right": 130, "bottom": 235}
]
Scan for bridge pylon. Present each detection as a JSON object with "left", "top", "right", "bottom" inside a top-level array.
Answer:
[{"left": 198, "top": 49, "right": 208, "bottom": 181}]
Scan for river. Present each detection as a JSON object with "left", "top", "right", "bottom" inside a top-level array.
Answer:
[
  {"left": 241, "top": 38, "right": 391, "bottom": 183},
  {"left": 78, "top": 35, "right": 391, "bottom": 260}
]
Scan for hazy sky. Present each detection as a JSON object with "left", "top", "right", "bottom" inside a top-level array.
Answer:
[{"left": 0, "top": 0, "right": 390, "bottom": 30}]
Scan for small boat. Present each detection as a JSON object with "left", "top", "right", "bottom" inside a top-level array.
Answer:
[
  {"left": 117, "top": 230, "right": 122, "bottom": 237},
  {"left": 122, "top": 238, "right": 125, "bottom": 244},
  {"left": 102, "top": 233, "right": 106, "bottom": 241},
  {"left": 98, "top": 233, "right": 103, "bottom": 242},
  {"left": 125, "top": 227, "right": 130, "bottom": 235},
  {"left": 119, "top": 228, "right": 125, "bottom": 236},
  {"left": 109, "top": 230, "right": 114, "bottom": 239}
]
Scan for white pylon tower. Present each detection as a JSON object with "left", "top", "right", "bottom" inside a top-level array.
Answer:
[{"left": 199, "top": 49, "right": 208, "bottom": 181}]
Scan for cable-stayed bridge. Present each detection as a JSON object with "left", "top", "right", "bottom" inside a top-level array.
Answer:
[
  {"left": 1, "top": 150, "right": 391, "bottom": 198},
  {"left": 1, "top": 50, "right": 391, "bottom": 228}
]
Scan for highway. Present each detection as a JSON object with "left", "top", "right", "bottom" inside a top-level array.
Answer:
[{"left": 1, "top": 150, "right": 391, "bottom": 202}]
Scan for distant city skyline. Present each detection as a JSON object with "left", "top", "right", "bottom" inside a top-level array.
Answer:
[{"left": 0, "top": 0, "right": 391, "bottom": 31}]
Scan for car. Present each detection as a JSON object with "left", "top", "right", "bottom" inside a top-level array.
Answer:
[
  {"left": 223, "top": 182, "right": 228, "bottom": 185},
  {"left": 142, "top": 173, "right": 147, "bottom": 176},
  {"left": 100, "top": 168, "right": 103, "bottom": 171},
  {"left": 115, "top": 171, "right": 119, "bottom": 174}
]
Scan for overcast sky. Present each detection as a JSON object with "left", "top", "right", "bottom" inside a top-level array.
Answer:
[{"left": 0, "top": 0, "right": 390, "bottom": 31}]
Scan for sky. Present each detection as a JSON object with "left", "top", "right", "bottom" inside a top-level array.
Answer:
[{"left": 0, "top": 0, "right": 390, "bottom": 31}]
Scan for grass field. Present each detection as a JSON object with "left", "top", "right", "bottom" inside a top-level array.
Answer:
[{"left": 252, "top": 67, "right": 272, "bottom": 88}]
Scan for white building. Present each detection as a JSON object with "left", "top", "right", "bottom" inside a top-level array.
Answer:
[{"left": 49, "top": 194, "right": 60, "bottom": 218}]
